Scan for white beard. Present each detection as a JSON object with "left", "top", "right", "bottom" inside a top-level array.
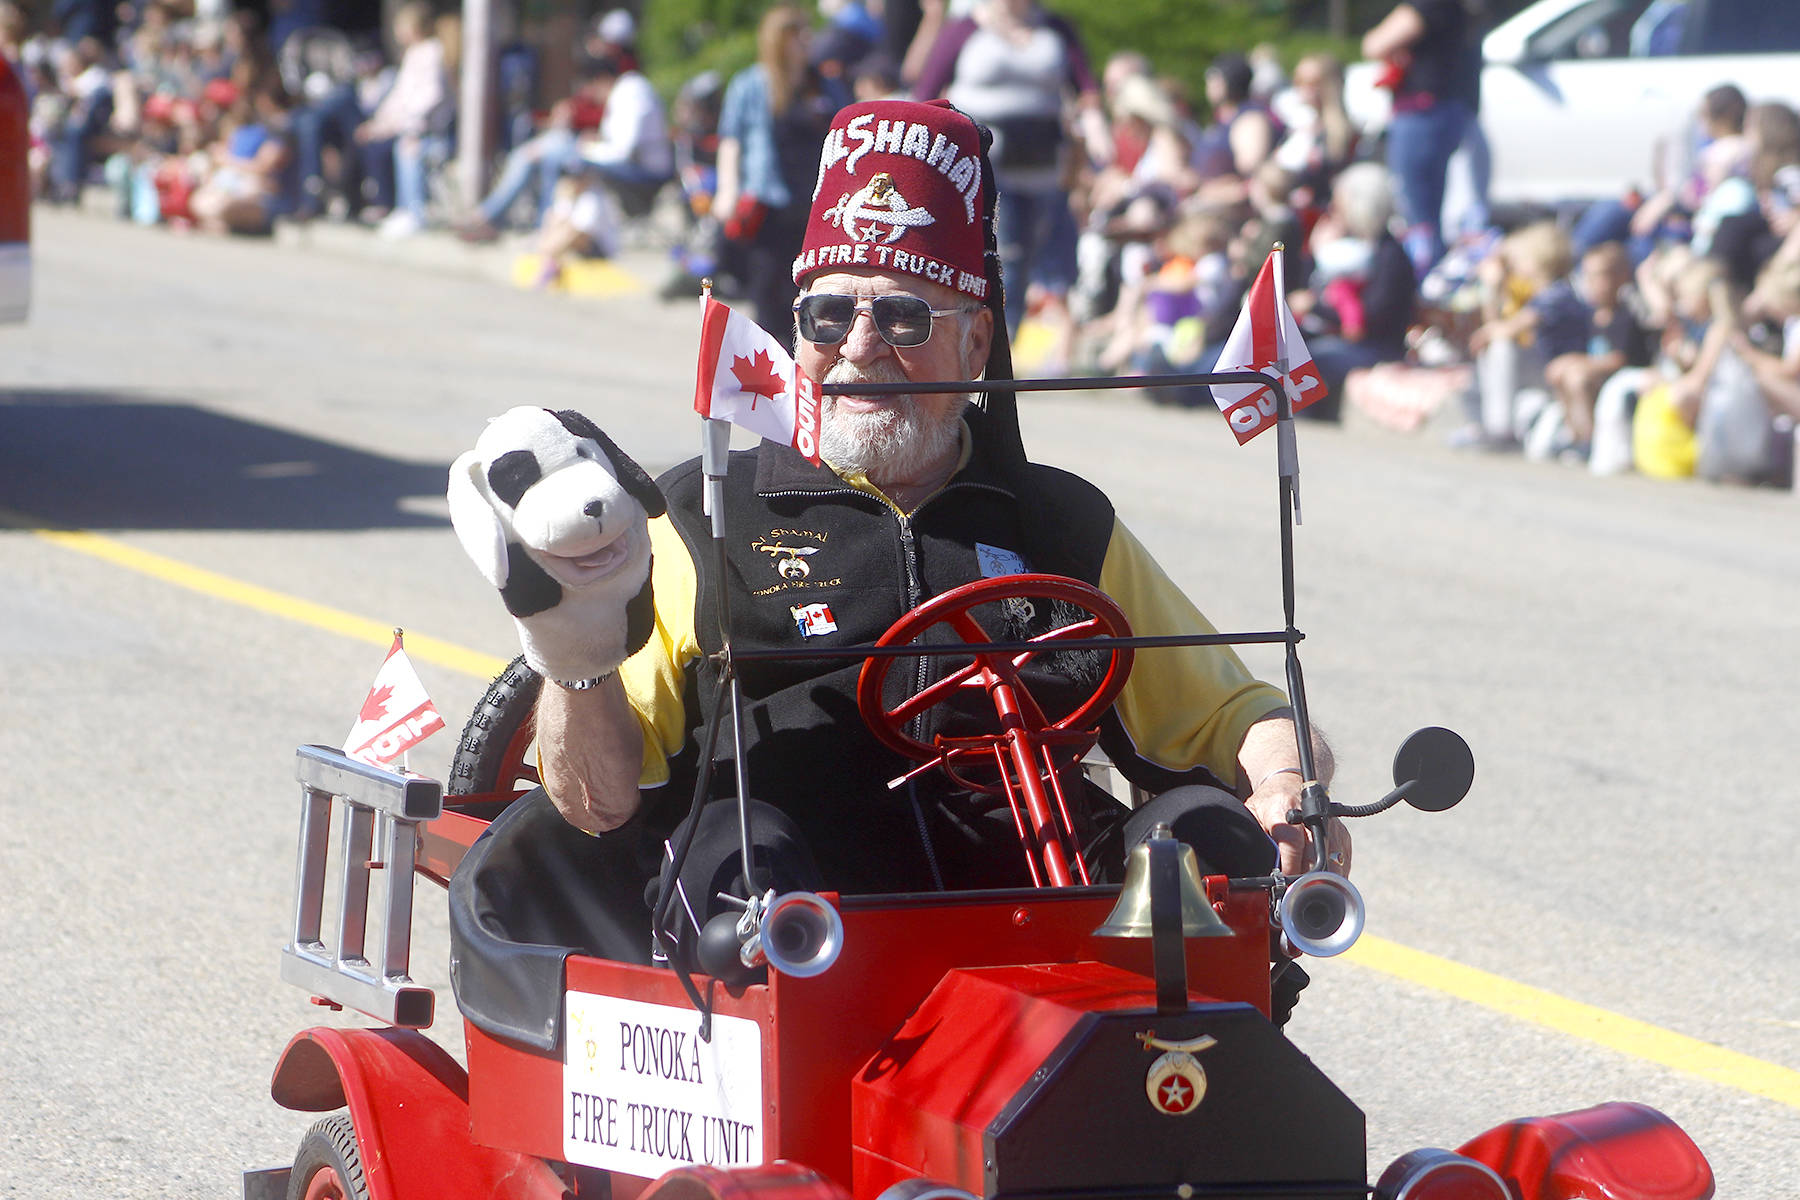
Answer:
[{"left": 818, "top": 358, "right": 970, "bottom": 484}]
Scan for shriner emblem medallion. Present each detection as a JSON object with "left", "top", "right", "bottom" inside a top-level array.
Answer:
[{"left": 1140, "top": 1032, "right": 1217, "bottom": 1116}]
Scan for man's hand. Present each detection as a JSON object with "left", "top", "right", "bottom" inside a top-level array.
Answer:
[
  {"left": 1237, "top": 714, "right": 1349, "bottom": 877},
  {"left": 1244, "top": 772, "right": 1352, "bottom": 877},
  {"left": 448, "top": 407, "right": 665, "bottom": 686}
]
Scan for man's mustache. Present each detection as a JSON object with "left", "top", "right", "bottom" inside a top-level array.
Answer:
[{"left": 824, "top": 359, "right": 911, "bottom": 388}]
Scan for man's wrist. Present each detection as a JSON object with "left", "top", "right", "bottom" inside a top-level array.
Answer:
[{"left": 1255, "top": 765, "right": 1305, "bottom": 789}]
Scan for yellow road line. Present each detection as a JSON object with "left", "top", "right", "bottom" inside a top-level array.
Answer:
[
  {"left": 29, "top": 527, "right": 509, "bottom": 680},
  {"left": 17, "top": 521, "right": 1800, "bottom": 1110},
  {"left": 1346, "top": 935, "right": 1800, "bottom": 1109}
]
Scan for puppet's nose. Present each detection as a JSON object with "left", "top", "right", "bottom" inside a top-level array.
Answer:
[{"left": 584, "top": 499, "right": 605, "bottom": 519}]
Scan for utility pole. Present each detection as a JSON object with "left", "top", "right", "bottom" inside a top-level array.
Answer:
[{"left": 456, "top": 0, "right": 494, "bottom": 212}]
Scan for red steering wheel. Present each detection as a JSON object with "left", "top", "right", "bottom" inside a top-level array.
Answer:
[{"left": 855, "top": 574, "right": 1134, "bottom": 886}]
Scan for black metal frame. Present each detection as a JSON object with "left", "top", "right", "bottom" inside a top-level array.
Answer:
[{"left": 652, "top": 368, "right": 1332, "bottom": 1030}]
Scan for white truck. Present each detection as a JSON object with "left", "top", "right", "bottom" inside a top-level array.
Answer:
[{"left": 1347, "top": 0, "right": 1800, "bottom": 206}]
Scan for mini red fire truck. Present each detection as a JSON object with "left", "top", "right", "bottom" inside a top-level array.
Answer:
[{"left": 246, "top": 569, "right": 1715, "bottom": 1200}]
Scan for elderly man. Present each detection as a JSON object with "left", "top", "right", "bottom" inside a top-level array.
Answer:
[{"left": 454, "top": 100, "right": 1344, "bottom": 970}]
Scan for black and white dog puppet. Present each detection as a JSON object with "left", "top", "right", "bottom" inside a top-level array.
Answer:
[{"left": 448, "top": 407, "right": 665, "bottom": 686}]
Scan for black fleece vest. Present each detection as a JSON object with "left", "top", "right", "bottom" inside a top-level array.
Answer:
[{"left": 650, "top": 413, "right": 1223, "bottom": 894}]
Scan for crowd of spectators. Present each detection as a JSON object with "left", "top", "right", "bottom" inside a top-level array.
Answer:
[
  {"left": 5, "top": 0, "right": 469, "bottom": 235},
  {"left": 1435, "top": 81, "right": 1800, "bottom": 487},
  {"left": 5, "top": 0, "right": 1795, "bottom": 489}
]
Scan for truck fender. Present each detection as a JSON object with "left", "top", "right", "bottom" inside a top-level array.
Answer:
[
  {"left": 271, "top": 1026, "right": 566, "bottom": 1200},
  {"left": 1456, "top": 1101, "right": 1714, "bottom": 1200}
]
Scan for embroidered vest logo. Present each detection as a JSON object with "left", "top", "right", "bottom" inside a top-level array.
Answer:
[
  {"left": 755, "top": 541, "right": 819, "bottom": 579},
  {"left": 750, "top": 531, "right": 839, "bottom": 596}
]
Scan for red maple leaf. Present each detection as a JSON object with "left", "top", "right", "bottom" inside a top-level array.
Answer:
[
  {"left": 359, "top": 684, "right": 394, "bottom": 724},
  {"left": 729, "top": 349, "right": 786, "bottom": 411}
]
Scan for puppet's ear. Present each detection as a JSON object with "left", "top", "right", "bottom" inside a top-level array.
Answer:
[
  {"left": 554, "top": 409, "right": 666, "bottom": 518},
  {"left": 447, "top": 451, "right": 510, "bottom": 588}
]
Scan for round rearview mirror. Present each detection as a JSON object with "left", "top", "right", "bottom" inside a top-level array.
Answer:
[{"left": 1392, "top": 727, "right": 1474, "bottom": 812}]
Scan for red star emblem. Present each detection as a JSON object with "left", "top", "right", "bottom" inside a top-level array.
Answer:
[{"left": 1157, "top": 1075, "right": 1193, "bottom": 1113}]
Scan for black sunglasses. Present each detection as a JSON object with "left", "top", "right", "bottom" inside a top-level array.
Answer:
[{"left": 793, "top": 293, "right": 976, "bottom": 348}]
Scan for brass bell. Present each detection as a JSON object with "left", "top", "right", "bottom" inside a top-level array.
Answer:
[{"left": 1094, "top": 823, "right": 1233, "bottom": 939}]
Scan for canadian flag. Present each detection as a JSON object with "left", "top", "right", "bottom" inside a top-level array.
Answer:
[
  {"left": 1210, "top": 254, "right": 1329, "bottom": 445},
  {"left": 694, "top": 296, "right": 822, "bottom": 464},
  {"left": 343, "top": 633, "right": 445, "bottom": 766}
]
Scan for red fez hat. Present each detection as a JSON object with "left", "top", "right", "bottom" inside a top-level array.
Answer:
[{"left": 793, "top": 99, "right": 990, "bottom": 302}]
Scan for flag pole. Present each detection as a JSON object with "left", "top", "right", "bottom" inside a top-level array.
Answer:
[
  {"left": 1270, "top": 244, "right": 1302, "bottom": 527},
  {"left": 697, "top": 280, "right": 763, "bottom": 898},
  {"left": 394, "top": 627, "right": 410, "bottom": 775},
  {"left": 1267, "top": 244, "right": 1330, "bottom": 875}
]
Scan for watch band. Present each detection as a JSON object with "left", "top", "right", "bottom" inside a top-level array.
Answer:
[{"left": 555, "top": 671, "right": 616, "bottom": 691}]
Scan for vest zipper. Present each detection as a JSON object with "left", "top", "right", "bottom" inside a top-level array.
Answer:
[
  {"left": 894, "top": 511, "right": 944, "bottom": 889},
  {"left": 895, "top": 510, "right": 930, "bottom": 730}
]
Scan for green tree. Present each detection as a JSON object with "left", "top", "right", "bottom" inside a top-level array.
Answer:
[
  {"left": 636, "top": 0, "right": 1389, "bottom": 105},
  {"left": 1054, "top": 0, "right": 1286, "bottom": 99},
  {"left": 641, "top": 0, "right": 763, "bottom": 98}
]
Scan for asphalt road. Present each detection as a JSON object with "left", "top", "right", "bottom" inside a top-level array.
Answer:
[{"left": 2, "top": 207, "right": 1796, "bottom": 1198}]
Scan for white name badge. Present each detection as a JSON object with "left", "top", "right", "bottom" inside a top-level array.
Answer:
[{"left": 563, "top": 993, "right": 765, "bottom": 1178}]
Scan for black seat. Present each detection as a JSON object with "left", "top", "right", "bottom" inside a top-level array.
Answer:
[{"left": 447, "top": 788, "right": 660, "bottom": 1052}]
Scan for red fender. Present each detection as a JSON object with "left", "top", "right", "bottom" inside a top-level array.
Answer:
[
  {"left": 636, "top": 1162, "right": 853, "bottom": 1200},
  {"left": 1456, "top": 1101, "right": 1714, "bottom": 1200},
  {"left": 271, "top": 1026, "right": 566, "bottom": 1200}
]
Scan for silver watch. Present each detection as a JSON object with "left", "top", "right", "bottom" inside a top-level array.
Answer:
[{"left": 556, "top": 671, "right": 616, "bottom": 691}]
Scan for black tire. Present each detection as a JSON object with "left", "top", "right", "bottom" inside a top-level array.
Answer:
[
  {"left": 286, "top": 1113, "right": 369, "bottom": 1200},
  {"left": 448, "top": 654, "right": 544, "bottom": 797}
]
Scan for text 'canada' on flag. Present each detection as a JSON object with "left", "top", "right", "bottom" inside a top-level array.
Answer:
[
  {"left": 343, "top": 632, "right": 445, "bottom": 766},
  {"left": 694, "top": 296, "right": 822, "bottom": 464},
  {"left": 1210, "top": 253, "right": 1329, "bottom": 445}
]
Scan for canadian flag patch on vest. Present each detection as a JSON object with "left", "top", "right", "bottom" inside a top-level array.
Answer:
[{"left": 791, "top": 603, "right": 838, "bottom": 637}]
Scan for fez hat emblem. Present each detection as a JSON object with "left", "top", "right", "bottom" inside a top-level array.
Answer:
[{"left": 823, "top": 172, "right": 936, "bottom": 246}]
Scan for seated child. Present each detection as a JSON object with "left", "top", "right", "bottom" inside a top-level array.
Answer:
[
  {"left": 1462, "top": 221, "right": 1590, "bottom": 446},
  {"left": 1630, "top": 256, "right": 1776, "bottom": 482},
  {"left": 1096, "top": 211, "right": 1231, "bottom": 379},
  {"left": 1539, "top": 241, "right": 1655, "bottom": 459},
  {"left": 525, "top": 169, "right": 622, "bottom": 289}
]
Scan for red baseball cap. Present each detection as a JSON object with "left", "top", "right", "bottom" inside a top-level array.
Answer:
[{"left": 792, "top": 99, "right": 990, "bottom": 302}]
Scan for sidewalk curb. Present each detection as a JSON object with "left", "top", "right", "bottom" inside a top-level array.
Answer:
[
  {"left": 272, "top": 217, "right": 525, "bottom": 286},
  {"left": 271, "top": 217, "right": 667, "bottom": 295},
  {"left": 68, "top": 183, "right": 665, "bottom": 295}
]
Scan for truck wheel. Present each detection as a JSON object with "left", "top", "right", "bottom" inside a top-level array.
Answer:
[
  {"left": 286, "top": 1114, "right": 369, "bottom": 1200},
  {"left": 448, "top": 654, "right": 542, "bottom": 798}
]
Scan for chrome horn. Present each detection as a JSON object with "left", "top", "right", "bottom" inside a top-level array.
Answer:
[
  {"left": 696, "top": 889, "right": 844, "bottom": 983},
  {"left": 1278, "top": 870, "right": 1365, "bottom": 958},
  {"left": 753, "top": 891, "right": 844, "bottom": 978}
]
